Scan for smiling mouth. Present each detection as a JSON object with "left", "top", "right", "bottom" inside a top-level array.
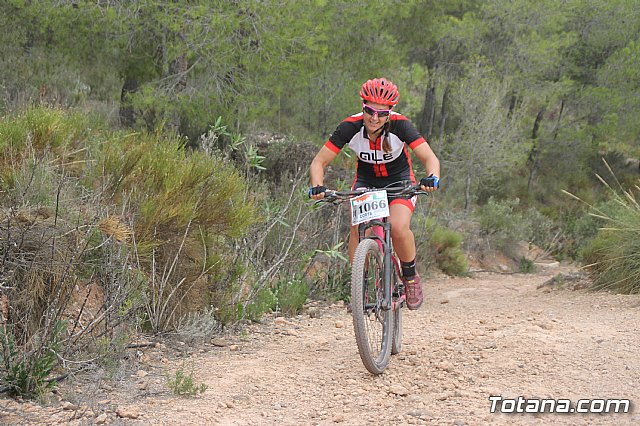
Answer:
[{"left": 368, "top": 123, "right": 385, "bottom": 135}]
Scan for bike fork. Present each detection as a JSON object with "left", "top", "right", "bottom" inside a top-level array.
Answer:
[
  {"left": 360, "top": 219, "right": 394, "bottom": 311},
  {"left": 377, "top": 221, "right": 394, "bottom": 311}
]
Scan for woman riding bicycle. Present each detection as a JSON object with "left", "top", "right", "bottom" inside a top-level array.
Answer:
[{"left": 309, "top": 77, "right": 440, "bottom": 310}]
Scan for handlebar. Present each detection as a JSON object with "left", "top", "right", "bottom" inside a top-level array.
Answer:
[{"left": 313, "top": 181, "right": 430, "bottom": 206}]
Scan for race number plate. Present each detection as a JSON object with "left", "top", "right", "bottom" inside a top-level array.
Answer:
[{"left": 350, "top": 190, "right": 390, "bottom": 225}]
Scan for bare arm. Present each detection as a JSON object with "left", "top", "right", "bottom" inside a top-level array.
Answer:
[
  {"left": 413, "top": 142, "right": 440, "bottom": 190},
  {"left": 309, "top": 145, "right": 338, "bottom": 199}
]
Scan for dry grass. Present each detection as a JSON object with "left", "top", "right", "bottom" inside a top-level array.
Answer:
[{"left": 563, "top": 159, "right": 640, "bottom": 294}]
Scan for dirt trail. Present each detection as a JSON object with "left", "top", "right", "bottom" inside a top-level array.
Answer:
[{"left": 2, "top": 264, "right": 640, "bottom": 425}]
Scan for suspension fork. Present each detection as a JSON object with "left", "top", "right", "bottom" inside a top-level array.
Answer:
[{"left": 359, "top": 219, "right": 393, "bottom": 311}]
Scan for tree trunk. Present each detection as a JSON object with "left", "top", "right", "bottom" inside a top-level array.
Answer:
[
  {"left": 419, "top": 74, "right": 437, "bottom": 137},
  {"left": 167, "top": 54, "right": 188, "bottom": 132},
  {"left": 437, "top": 84, "right": 449, "bottom": 143},
  {"left": 552, "top": 99, "right": 565, "bottom": 141},
  {"left": 464, "top": 172, "right": 472, "bottom": 211},
  {"left": 526, "top": 106, "right": 546, "bottom": 193},
  {"left": 119, "top": 75, "right": 139, "bottom": 128},
  {"left": 507, "top": 90, "right": 518, "bottom": 118}
]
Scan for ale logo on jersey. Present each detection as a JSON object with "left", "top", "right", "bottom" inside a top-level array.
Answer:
[{"left": 359, "top": 151, "right": 394, "bottom": 162}]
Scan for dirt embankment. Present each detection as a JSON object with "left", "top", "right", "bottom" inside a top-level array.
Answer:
[{"left": 2, "top": 264, "right": 640, "bottom": 425}]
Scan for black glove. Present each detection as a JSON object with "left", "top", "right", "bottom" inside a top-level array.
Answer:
[
  {"left": 420, "top": 175, "right": 440, "bottom": 188},
  {"left": 308, "top": 185, "right": 326, "bottom": 197}
]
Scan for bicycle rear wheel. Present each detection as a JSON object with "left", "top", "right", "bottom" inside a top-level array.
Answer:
[{"left": 351, "top": 238, "right": 393, "bottom": 374}]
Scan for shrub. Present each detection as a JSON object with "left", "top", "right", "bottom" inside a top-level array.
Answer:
[
  {"left": 322, "top": 265, "right": 352, "bottom": 302},
  {"left": 555, "top": 208, "right": 599, "bottom": 260},
  {"left": 0, "top": 322, "right": 65, "bottom": 399},
  {"left": 475, "top": 198, "right": 528, "bottom": 252},
  {"left": 88, "top": 130, "right": 260, "bottom": 331},
  {"left": 0, "top": 106, "right": 91, "bottom": 158},
  {"left": 215, "top": 284, "right": 277, "bottom": 325},
  {"left": 0, "top": 107, "right": 263, "bottom": 401},
  {"left": 243, "top": 286, "right": 278, "bottom": 322},
  {"left": 580, "top": 198, "right": 640, "bottom": 293},
  {"left": 93, "top": 130, "right": 257, "bottom": 242},
  {"left": 414, "top": 216, "right": 468, "bottom": 276},
  {"left": 475, "top": 197, "right": 554, "bottom": 256},
  {"left": 166, "top": 365, "right": 208, "bottom": 397},
  {"left": 308, "top": 242, "right": 351, "bottom": 301},
  {"left": 565, "top": 165, "right": 640, "bottom": 293},
  {"left": 0, "top": 107, "right": 94, "bottom": 192},
  {"left": 521, "top": 207, "right": 555, "bottom": 249},
  {"left": 519, "top": 256, "right": 535, "bottom": 273},
  {"left": 429, "top": 226, "right": 469, "bottom": 276},
  {"left": 175, "top": 306, "right": 220, "bottom": 342},
  {"left": 275, "top": 277, "right": 310, "bottom": 316}
]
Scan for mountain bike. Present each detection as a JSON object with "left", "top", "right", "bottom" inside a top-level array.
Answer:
[{"left": 314, "top": 181, "right": 430, "bottom": 374}]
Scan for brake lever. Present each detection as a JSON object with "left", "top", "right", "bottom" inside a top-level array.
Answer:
[{"left": 313, "top": 195, "right": 340, "bottom": 206}]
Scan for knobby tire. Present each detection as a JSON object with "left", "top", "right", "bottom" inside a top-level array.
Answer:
[
  {"left": 391, "top": 300, "right": 403, "bottom": 354},
  {"left": 391, "top": 261, "right": 403, "bottom": 355},
  {"left": 351, "top": 238, "right": 393, "bottom": 375}
]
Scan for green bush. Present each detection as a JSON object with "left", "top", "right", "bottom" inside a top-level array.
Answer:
[
  {"left": 244, "top": 286, "right": 278, "bottom": 322},
  {"left": 86, "top": 129, "right": 261, "bottom": 331},
  {"left": 324, "top": 266, "right": 352, "bottom": 302},
  {"left": 0, "top": 107, "right": 268, "bottom": 395},
  {"left": 555, "top": 208, "right": 600, "bottom": 260},
  {"left": 93, "top": 130, "right": 258, "bottom": 243},
  {"left": 565, "top": 170, "right": 640, "bottom": 294},
  {"left": 475, "top": 197, "right": 554, "bottom": 255},
  {"left": 0, "top": 106, "right": 95, "bottom": 198},
  {"left": 430, "top": 226, "right": 469, "bottom": 276},
  {"left": 0, "top": 322, "right": 64, "bottom": 399},
  {"left": 0, "top": 106, "right": 91, "bottom": 156},
  {"left": 166, "top": 365, "right": 208, "bottom": 397},
  {"left": 521, "top": 207, "right": 555, "bottom": 249},
  {"left": 216, "top": 285, "right": 277, "bottom": 325},
  {"left": 519, "top": 256, "right": 535, "bottom": 273},
  {"left": 275, "top": 278, "right": 310, "bottom": 316},
  {"left": 475, "top": 198, "right": 528, "bottom": 251}
]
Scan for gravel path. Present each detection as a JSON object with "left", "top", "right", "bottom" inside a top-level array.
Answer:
[{"left": 2, "top": 264, "right": 640, "bottom": 425}]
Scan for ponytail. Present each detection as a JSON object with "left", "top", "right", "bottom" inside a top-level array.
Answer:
[{"left": 382, "top": 121, "right": 392, "bottom": 153}]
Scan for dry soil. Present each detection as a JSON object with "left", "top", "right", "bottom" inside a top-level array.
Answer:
[{"left": 2, "top": 264, "right": 640, "bottom": 425}]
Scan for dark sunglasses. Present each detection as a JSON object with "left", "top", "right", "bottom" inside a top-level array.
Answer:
[{"left": 362, "top": 103, "right": 392, "bottom": 117}]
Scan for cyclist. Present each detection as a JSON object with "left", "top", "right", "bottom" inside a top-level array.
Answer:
[{"left": 309, "top": 77, "right": 440, "bottom": 310}]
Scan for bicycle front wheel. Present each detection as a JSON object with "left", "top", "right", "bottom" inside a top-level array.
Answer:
[
  {"left": 391, "top": 267, "right": 403, "bottom": 355},
  {"left": 391, "top": 302, "right": 403, "bottom": 355},
  {"left": 351, "top": 238, "right": 393, "bottom": 374}
]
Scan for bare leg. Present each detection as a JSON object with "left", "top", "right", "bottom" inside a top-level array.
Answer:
[
  {"left": 348, "top": 225, "right": 359, "bottom": 263},
  {"left": 388, "top": 203, "right": 415, "bottom": 263}
]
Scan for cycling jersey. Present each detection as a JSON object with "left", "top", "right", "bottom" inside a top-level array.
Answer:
[
  {"left": 324, "top": 112, "right": 426, "bottom": 183},
  {"left": 324, "top": 111, "right": 427, "bottom": 211}
]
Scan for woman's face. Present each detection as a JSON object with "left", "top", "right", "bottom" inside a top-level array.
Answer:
[{"left": 362, "top": 101, "right": 392, "bottom": 137}]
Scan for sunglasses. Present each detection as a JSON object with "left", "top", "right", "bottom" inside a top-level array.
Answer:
[{"left": 362, "top": 103, "right": 392, "bottom": 117}]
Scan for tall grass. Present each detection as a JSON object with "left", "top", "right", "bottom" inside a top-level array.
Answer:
[{"left": 564, "top": 161, "right": 640, "bottom": 293}]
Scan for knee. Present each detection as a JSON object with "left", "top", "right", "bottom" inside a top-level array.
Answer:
[{"left": 391, "top": 224, "right": 410, "bottom": 241}]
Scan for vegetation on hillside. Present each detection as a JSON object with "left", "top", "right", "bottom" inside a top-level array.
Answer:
[{"left": 1, "top": 0, "right": 639, "bottom": 398}]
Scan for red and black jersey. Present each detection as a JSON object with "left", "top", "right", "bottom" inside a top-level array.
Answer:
[{"left": 324, "top": 112, "right": 426, "bottom": 184}]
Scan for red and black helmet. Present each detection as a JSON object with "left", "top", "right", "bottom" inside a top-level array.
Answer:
[{"left": 360, "top": 78, "right": 400, "bottom": 106}]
